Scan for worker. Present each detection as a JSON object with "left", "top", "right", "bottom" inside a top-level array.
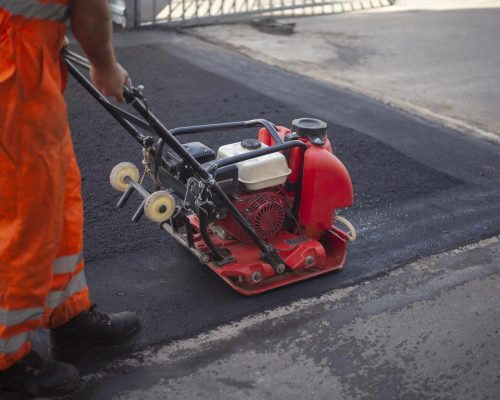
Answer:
[{"left": 0, "top": 0, "right": 141, "bottom": 397}]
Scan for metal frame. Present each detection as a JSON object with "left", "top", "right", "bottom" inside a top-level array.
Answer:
[{"left": 123, "top": 0, "right": 396, "bottom": 28}]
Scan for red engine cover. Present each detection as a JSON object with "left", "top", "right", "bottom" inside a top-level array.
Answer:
[
  {"left": 299, "top": 143, "right": 353, "bottom": 239},
  {"left": 258, "top": 126, "right": 353, "bottom": 240},
  {"left": 218, "top": 190, "right": 290, "bottom": 243}
]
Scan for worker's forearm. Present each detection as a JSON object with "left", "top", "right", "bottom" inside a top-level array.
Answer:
[{"left": 70, "top": 0, "right": 116, "bottom": 71}]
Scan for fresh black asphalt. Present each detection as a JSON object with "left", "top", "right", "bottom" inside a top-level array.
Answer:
[{"left": 19, "top": 30, "right": 500, "bottom": 392}]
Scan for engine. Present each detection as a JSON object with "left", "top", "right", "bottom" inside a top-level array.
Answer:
[
  {"left": 211, "top": 138, "right": 293, "bottom": 242},
  {"left": 217, "top": 190, "right": 291, "bottom": 243},
  {"left": 158, "top": 138, "right": 293, "bottom": 242}
]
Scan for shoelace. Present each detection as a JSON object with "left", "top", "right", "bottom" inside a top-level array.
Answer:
[{"left": 88, "top": 304, "right": 111, "bottom": 325}]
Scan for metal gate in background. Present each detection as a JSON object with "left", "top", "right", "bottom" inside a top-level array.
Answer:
[{"left": 115, "top": 0, "right": 395, "bottom": 28}]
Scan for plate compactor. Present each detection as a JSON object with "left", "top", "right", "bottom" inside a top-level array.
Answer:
[{"left": 63, "top": 50, "right": 357, "bottom": 295}]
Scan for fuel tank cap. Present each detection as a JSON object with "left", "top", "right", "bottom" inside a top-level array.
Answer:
[
  {"left": 241, "top": 138, "right": 262, "bottom": 150},
  {"left": 292, "top": 118, "right": 327, "bottom": 137},
  {"left": 292, "top": 118, "right": 327, "bottom": 145}
]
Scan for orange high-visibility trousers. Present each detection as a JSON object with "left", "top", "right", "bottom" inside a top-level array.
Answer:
[{"left": 0, "top": 1, "right": 91, "bottom": 370}]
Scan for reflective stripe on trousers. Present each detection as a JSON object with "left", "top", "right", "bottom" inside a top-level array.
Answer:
[
  {"left": 0, "top": 0, "right": 69, "bottom": 22},
  {"left": 53, "top": 252, "right": 83, "bottom": 275},
  {"left": 0, "top": 254, "right": 88, "bottom": 364},
  {"left": 0, "top": 252, "right": 84, "bottom": 326},
  {"left": 47, "top": 270, "right": 88, "bottom": 309},
  {"left": 0, "top": 332, "right": 29, "bottom": 355},
  {"left": 0, "top": 308, "right": 44, "bottom": 328}
]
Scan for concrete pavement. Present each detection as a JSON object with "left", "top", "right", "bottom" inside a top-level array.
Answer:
[{"left": 190, "top": 0, "right": 500, "bottom": 144}]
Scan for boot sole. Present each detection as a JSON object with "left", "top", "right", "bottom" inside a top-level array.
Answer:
[
  {"left": 50, "top": 324, "right": 141, "bottom": 363},
  {"left": 1, "top": 373, "right": 80, "bottom": 398}
]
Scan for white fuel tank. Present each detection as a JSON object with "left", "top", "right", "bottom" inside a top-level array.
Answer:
[{"left": 216, "top": 139, "right": 291, "bottom": 191}]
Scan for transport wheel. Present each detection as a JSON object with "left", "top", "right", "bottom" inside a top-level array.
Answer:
[
  {"left": 334, "top": 215, "right": 357, "bottom": 241},
  {"left": 110, "top": 162, "right": 140, "bottom": 192},
  {"left": 144, "top": 191, "right": 176, "bottom": 223}
]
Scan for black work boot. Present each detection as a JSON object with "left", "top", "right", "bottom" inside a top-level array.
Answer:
[
  {"left": 49, "top": 305, "right": 141, "bottom": 362},
  {"left": 0, "top": 350, "right": 79, "bottom": 397}
]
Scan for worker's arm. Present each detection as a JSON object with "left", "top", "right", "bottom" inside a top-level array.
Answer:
[{"left": 69, "top": 0, "right": 128, "bottom": 101}]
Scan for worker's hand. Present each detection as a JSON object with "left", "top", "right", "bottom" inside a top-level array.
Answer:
[{"left": 90, "top": 62, "right": 128, "bottom": 102}]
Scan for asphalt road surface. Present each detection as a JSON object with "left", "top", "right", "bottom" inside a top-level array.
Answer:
[{"left": 7, "top": 30, "right": 500, "bottom": 399}]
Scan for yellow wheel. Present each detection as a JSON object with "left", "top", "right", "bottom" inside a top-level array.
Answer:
[
  {"left": 110, "top": 162, "right": 140, "bottom": 192},
  {"left": 144, "top": 191, "right": 176, "bottom": 223}
]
